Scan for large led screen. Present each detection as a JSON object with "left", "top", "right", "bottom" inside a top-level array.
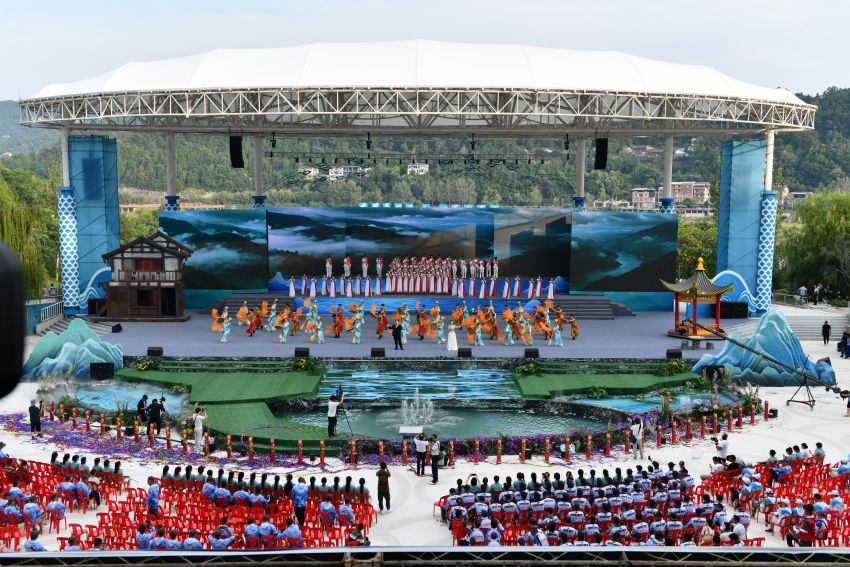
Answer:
[
  {"left": 265, "top": 207, "right": 572, "bottom": 279},
  {"left": 569, "top": 212, "right": 678, "bottom": 292},
  {"left": 159, "top": 209, "right": 268, "bottom": 290}
]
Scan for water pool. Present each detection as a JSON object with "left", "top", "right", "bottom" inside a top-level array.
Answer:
[
  {"left": 572, "top": 392, "right": 737, "bottom": 415},
  {"left": 73, "top": 381, "right": 188, "bottom": 416},
  {"left": 319, "top": 369, "right": 519, "bottom": 400},
  {"left": 287, "top": 406, "right": 604, "bottom": 439}
]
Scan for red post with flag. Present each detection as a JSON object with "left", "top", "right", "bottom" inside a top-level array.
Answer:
[
  {"left": 750, "top": 404, "right": 756, "bottom": 425},
  {"left": 226, "top": 435, "right": 231, "bottom": 459},
  {"left": 71, "top": 407, "right": 77, "bottom": 429},
  {"left": 85, "top": 410, "right": 91, "bottom": 432},
  {"left": 656, "top": 425, "right": 662, "bottom": 448},
  {"left": 248, "top": 437, "right": 254, "bottom": 461},
  {"left": 605, "top": 433, "right": 611, "bottom": 457},
  {"left": 565, "top": 437, "right": 571, "bottom": 462},
  {"left": 520, "top": 439, "right": 527, "bottom": 464},
  {"left": 270, "top": 438, "right": 276, "bottom": 462},
  {"left": 496, "top": 439, "right": 502, "bottom": 465},
  {"left": 586, "top": 435, "right": 592, "bottom": 460},
  {"left": 297, "top": 440, "right": 303, "bottom": 465},
  {"left": 166, "top": 427, "right": 172, "bottom": 450},
  {"left": 319, "top": 440, "right": 325, "bottom": 468},
  {"left": 447, "top": 441, "right": 454, "bottom": 467},
  {"left": 544, "top": 438, "right": 550, "bottom": 463},
  {"left": 764, "top": 400, "right": 769, "bottom": 421},
  {"left": 474, "top": 440, "right": 479, "bottom": 465},
  {"left": 402, "top": 440, "right": 408, "bottom": 466}
]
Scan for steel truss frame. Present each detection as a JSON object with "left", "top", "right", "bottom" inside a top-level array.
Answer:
[
  {"left": 1, "top": 547, "right": 848, "bottom": 567},
  {"left": 19, "top": 88, "right": 815, "bottom": 136}
]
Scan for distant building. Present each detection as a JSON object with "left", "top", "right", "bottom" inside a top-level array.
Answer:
[
  {"left": 0, "top": 151, "right": 12, "bottom": 158},
  {"left": 631, "top": 188, "right": 658, "bottom": 210},
  {"left": 119, "top": 203, "right": 226, "bottom": 214},
  {"left": 783, "top": 191, "right": 814, "bottom": 207},
  {"left": 328, "top": 165, "right": 370, "bottom": 181},
  {"left": 591, "top": 199, "right": 630, "bottom": 210},
  {"left": 670, "top": 181, "right": 710, "bottom": 204},
  {"left": 298, "top": 166, "right": 320, "bottom": 180},
  {"left": 407, "top": 163, "right": 430, "bottom": 175}
]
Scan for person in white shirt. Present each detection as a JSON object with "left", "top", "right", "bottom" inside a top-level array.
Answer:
[
  {"left": 327, "top": 393, "right": 343, "bottom": 437},
  {"left": 715, "top": 433, "right": 730, "bottom": 459},
  {"left": 413, "top": 434, "right": 428, "bottom": 477},
  {"left": 192, "top": 407, "right": 207, "bottom": 454},
  {"left": 429, "top": 435, "right": 441, "bottom": 484},
  {"left": 629, "top": 418, "right": 645, "bottom": 459}
]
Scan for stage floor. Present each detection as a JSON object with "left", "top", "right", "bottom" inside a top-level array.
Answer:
[{"left": 102, "top": 310, "right": 742, "bottom": 360}]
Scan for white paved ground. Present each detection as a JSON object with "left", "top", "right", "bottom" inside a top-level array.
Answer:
[{"left": 5, "top": 336, "right": 848, "bottom": 549}]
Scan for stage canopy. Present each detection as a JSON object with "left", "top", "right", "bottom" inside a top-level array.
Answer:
[{"left": 19, "top": 40, "right": 815, "bottom": 136}]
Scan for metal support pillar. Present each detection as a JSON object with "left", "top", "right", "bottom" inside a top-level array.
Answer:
[
  {"left": 754, "top": 130, "right": 777, "bottom": 311},
  {"left": 660, "top": 135, "right": 675, "bottom": 213},
  {"left": 164, "top": 131, "right": 180, "bottom": 211},
  {"left": 574, "top": 138, "right": 586, "bottom": 210},
  {"left": 252, "top": 135, "right": 266, "bottom": 209}
]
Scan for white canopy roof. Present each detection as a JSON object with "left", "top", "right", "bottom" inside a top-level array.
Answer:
[{"left": 33, "top": 39, "right": 805, "bottom": 105}]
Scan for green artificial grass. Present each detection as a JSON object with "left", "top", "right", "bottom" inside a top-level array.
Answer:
[
  {"left": 115, "top": 369, "right": 320, "bottom": 403},
  {"left": 515, "top": 372, "right": 697, "bottom": 399}
]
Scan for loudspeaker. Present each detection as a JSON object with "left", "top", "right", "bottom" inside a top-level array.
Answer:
[
  {"left": 294, "top": 347, "right": 310, "bottom": 358},
  {"left": 90, "top": 362, "right": 114, "bottom": 381},
  {"left": 147, "top": 347, "right": 163, "bottom": 357},
  {"left": 457, "top": 348, "right": 472, "bottom": 358},
  {"left": 768, "top": 408, "right": 778, "bottom": 419},
  {"left": 371, "top": 348, "right": 385, "bottom": 358},
  {"left": 229, "top": 136, "right": 244, "bottom": 168},
  {"left": 524, "top": 348, "right": 539, "bottom": 359},
  {"left": 593, "top": 138, "right": 608, "bottom": 170},
  {"left": 0, "top": 244, "right": 23, "bottom": 397},
  {"left": 111, "top": 324, "right": 122, "bottom": 333},
  {"left": 717, "top": 301, "right": 749, "bottom": 319},
  {"left": 666, "top": 348, "right": 682, "bottom": 359}
]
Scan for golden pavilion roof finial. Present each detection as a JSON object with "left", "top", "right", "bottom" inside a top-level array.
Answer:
[{"left": 696, "top": 257, "right": 705, "bottom": 271}]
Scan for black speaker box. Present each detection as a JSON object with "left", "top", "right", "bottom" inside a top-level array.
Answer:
[
  {"left": 666, "top": 348, "right": 682, "bottom": 359},
  {"left": 768, "top": 408, "right": 778, "bottom": 419},
  {"left": 371, "top": 348, "right": 385, "bottom": 358},
  {"left": 111, "top": 324, "right": 122, "bottom": 333},
  {"left": 524, "top": 348, "right": 539, "bottom": 359},
  {"left": 294, "top": 347, "right": 310, "bottom": 358},
  {"left": 229, "top": 136, "right": 244, "bottom": 168},
  {"left": 594, "top": 138, "right": 608, "bottom": 170},
  {"left": 147, "top": 347, "right": 163, "bottom": 357},
  {"left": 90, "top": 362, "right": 114, "bottom": 381},
  {"left": 716, "top": 301, "right": 749, "bottom": 319},
  {"left": 457, "top": 348, "right": 472, "bottom": 359}
]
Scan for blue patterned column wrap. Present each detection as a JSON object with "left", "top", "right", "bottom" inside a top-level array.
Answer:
[
  {"left": 252, "top": 195, "right": 267, "bottom": 209},
  {"left": 573, "top": 196, "right": 586, "bottom": 211},
  {"left": 659, "top": 197, "right": 676, "bottom": 214},
  {"left": 164, "top": 195, "right": 181, "bottom": 211},
  {"left": 57, "top": 187, "right": 80, "bottom": 313},
  {"left": 754, "top": 190, "right": 778, "bottom": 311}
]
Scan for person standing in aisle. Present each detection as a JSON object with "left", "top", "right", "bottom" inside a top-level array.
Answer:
[
  {"left": 414, "top": 433, "right": 428, "bottom": 476},
  {"left": 822, "top": 321, "right": 831, "bottom": 345},
  {"left": 429, "top": 434, "right": 441, "bottom": 485},
  {"left": 376, "top": 462, "right": 391, "bottom": 514}
]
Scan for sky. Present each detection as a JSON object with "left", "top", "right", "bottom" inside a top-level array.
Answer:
[{"left": 0, "top": 0, "right": 847, "bottom": 100}]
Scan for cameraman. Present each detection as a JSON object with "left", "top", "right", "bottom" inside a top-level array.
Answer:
[
  {"left": 328, "top": 390, "right": 344, "bottom": 438},
  {"left": 714, "top": 433, "right": 729, "bottom": 459}
]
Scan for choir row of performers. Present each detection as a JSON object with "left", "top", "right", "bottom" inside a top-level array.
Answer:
[
  {"left": 210, "top": 299, "right": 579, "bottom": 346},
  {"left": 325, "top": 256, "right": 502, "bottom": 280},
  {"left": 282, "top": 275, "right": 558, "bottom": 299}
]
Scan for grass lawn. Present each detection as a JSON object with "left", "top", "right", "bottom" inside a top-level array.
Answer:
[{"left": 515, "top": 372, "right": 697, "bottom": 399}]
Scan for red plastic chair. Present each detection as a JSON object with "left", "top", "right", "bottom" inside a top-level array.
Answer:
[
  {"left": 244, "top": 535, "right": 262, "bottom": 549},
  {"left": 47, "top": 508, "right": 66, "bottom": 533}
]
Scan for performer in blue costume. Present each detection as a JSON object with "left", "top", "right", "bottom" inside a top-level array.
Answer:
[
  {"left": 220, "top": 316, "right": 233, "bottom": 343},
  {"left": 279, "top": 315, "right": 291, "bottom": 344},
  {"left": 400, "top": 305, "right": 410, "bottom": 345},
  {"left": 504, "top": 317, "right": 515, "bottom": 345},
  {"left": 474, "top": 320, "right": 484, "bottom": 347},
  {"left": 552, "top": 324, "right": 564, "bottom": 347},
  {"left": 313, "top": 316, "right": 325, "bottom": 344},
  {"left": 351, "top": 313, "right": 363, "bottom": 344},
  {"left": 435, "top": 313, "right": 446, "bottom": 344},
  {"left": 265, "top": 300, "right": 278, "bottom": 332}
]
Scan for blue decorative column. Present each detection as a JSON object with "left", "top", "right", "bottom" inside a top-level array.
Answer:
[
  {"left": 754, "top": 191, "right": 778, "bottom": 311},
  {"left": 252, "top": 195, "right": 267, "bottom": 209},
  {"left": 164, "top": 195, "right": 181, "bottom": 211},
  {"left": 659, "top": 197, "right": 676, "bottom": 214},
  {"left": 57, "top": 187, "right": 81, "bottom": 314},
  {"left": 573, "top": 196, "right": 586, "bottom": 211}
]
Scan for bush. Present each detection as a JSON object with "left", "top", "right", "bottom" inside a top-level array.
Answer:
[
  {"left": 169, "top": 383, "right": 191, "bottom": 394},
  {"left": 135, "top": 357, "right": 161, "bottom": 371},
  {"left": 514, "top": 363, "right": 541, "bottom": 375},
  {"left": 293, "top": 358, "right": 320, "bottom": 372},
  {"left": 657, "top": 360, "right": 690, "bottom": 376},
  {"left": 585, "top": 386, "right": 608, "bottom": 399}
]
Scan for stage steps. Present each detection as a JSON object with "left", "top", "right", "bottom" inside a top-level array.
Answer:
[
  {"left": 536, "top": 360, "right": 666, "bottom": 375},
  {"left": 214, "top": 293, "right": 635, "bottom": 320},
  {"left": 156, "top": 358, "right": 295, "bottom": 374},
  {"left": 37, "top": 316, "right": 114, "bottom": 337},
  {"left": 725, "top": 314, "right": 849, "bottom": 341}
]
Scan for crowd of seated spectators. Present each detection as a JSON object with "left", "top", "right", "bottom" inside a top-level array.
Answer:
[{"left": 0, "top": 448, "right": 376, "bottom": 552}]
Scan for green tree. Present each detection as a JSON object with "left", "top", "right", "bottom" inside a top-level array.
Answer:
[
  {"left": 676, "top": 220, "right": 718, "bottom": 279},
  {"left": 119, "top": 208, "right": 160, "bottom": 244},
  {"left": 777, "top": 191, "right": 850, "bottom": 296}
]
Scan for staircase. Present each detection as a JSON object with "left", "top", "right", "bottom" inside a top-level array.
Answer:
[
  {"left": 37, "top": 316, "right": 113, "bottom": 337},
  {"left": 554, "top": 296, "right": 635, "bottom": 320},
  {"left": 725, "top": 314, "right": 849, "bottom": 341}
]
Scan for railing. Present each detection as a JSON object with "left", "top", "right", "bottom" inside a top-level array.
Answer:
[
  {"left": 39, "top": 301, "right": 63, "bottom": 323},
  {"left": 772, "top": 292, "right": 806, "bottom": 306},
  {"left": 116, "top": 270, "right": 179, "bottom": 282}
]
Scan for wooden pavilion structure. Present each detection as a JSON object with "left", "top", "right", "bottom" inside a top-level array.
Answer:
[{"left": 661, "top": 257, "right": 733, "bottom": 337}]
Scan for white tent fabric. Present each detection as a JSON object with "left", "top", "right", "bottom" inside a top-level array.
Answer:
[{"left": 33, "top": 40, "right": 804, "bottom": 106}]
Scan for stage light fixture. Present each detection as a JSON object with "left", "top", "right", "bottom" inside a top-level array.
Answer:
[
  {"left": 470, "top": 133, "right": 476, "bottom": 152},
  {"left": 366, "top": 132, "right": 372, "bottom": 150},
  {"left": 564, "top": 135, "right": 569, "bottom": 151},
  {"left": 271, "top": 133, "right": 277, "bottom": 149}
]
